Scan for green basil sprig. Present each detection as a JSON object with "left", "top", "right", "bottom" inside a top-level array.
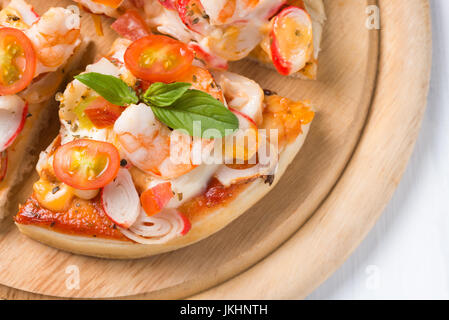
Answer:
[
  {"left": 142, "top": 82, "right": 192, "bottom": 107},
  {"left": 151, "top": 90, "right": 238, "bottom": 137},
  {"left": 74, "top": 72, "right": 239, "bottom": 137},
  {"left": 75, "top": 73, "right": 138, "bottom": 106}
]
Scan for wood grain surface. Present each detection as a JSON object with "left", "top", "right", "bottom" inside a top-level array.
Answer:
[
  {"left": 0, "top": 0, "right": 430, "bottom": 299},
  {"left": 191, "top": 0, "right": 432, "bottom": 299}
]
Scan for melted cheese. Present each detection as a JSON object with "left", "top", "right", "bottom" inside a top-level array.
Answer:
[{"left": 59, "top": 57, "right": 130, "bottom": 145}]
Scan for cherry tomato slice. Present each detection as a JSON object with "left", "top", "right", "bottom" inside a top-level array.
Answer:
[
  {"left": 84, "top": 97, "right": 125, "bottom": 129},
  {"left": 124, "top": 35, "right": 194, "bottom": 83},
  {"left": 111, "top": 9, "right": 150, "bottom": 41},
  {"left": 0, "top": 27, "right": 36, "bottom": 95},
  {"left": 53, "top": 139, "right": 120, "bottom": 190},
  {"left": 140, "top": 182, "right": 173, "bottom": 216}
]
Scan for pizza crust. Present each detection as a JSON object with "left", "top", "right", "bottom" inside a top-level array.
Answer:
[{"left": 16, "top": 123, "right": 311, "bottom": 259}]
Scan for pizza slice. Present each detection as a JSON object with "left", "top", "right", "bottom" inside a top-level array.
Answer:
[
  {"left": 15, "top": 35, "right": 315, "bottom": 258},
  {"left": 75, "top": 0, "right": 325, "bottom": 78},
  {"left": 0, "top": 0, "right": 85, "bottom": 218}
]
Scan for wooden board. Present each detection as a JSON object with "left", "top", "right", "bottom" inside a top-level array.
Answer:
[{"left": 0, "top": 0, "right": 431, "bottom": 299}]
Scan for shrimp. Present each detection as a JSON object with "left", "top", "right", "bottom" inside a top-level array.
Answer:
[
  {"left": 212, "top": 70, "right": 264, "bottom": 125},
  {"left": 114, "top": 64, "right": 222, "bottom": 179},
  {"left": 24, "top": 7, "right": 81, "bottom": 75},
  {"left": 114, "top": 104, "right": 197, "bottom": 180},
  {"left": 261, "top": 95, "right": 314, "bottom": 149}
]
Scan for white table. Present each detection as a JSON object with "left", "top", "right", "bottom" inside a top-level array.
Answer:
[{"left": 308, "top": 0, "right": 449, "bottom": 300}]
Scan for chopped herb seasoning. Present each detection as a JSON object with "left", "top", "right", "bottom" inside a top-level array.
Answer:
[
  {"left": 52, "top": 186, "right": 60, "bottom": 194},
  {"left": 7, "top": 14, "right": 20, "bottom": 22}
]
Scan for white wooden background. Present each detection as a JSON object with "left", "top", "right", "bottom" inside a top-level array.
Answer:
[{"left": 308, "top": 0, "right": 449, "bottom": 300}]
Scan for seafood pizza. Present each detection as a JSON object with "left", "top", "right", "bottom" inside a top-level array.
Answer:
[
  {"left": 15, "top": 34, "right": 315, "bottom": 258},
  {"left": 0, "top": 0, "right": 84, "bottom": 218},
  {"left": 75, "top": 0, "right": 325, "bottom": 78}
]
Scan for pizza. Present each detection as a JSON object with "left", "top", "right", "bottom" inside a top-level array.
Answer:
[
  {"left": 15, "top": 34, "right": 315, "bottom": 258},
  {"left": 0, "top": 0, "right": 84, "bottom": 219},
  {"left": 75, "top": 0, "right": 325, "bottom": 78}
]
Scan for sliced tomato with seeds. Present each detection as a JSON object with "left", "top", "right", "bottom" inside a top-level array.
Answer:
[
  {"left": 111, "top": 10, "right": 150, "bottom": 41},
  {"left": 140, "top": 182, "right": 173, "bottom": 216},
  {"left": 53, "top": 139, "right": 120, "bottom": 190},
  {"left": 0, "top": 27, "right": 36, "bottom": 95},
  {"left": 84, "top": 97, "right": 125, "bottom": 129},
  {"left": 124, "top": 35, "right": 194, "bottom": 83},
  {"left": 0, "top": 151, "right": 7, "bottom": 183}
]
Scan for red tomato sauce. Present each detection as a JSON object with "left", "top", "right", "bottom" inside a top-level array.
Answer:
[
  {"left": 15, "top": 195, "right": 129, "bottom": 241},
  {"left": 179, "top": 178, "right": 250, "bottom": 222},
  {"left": 15, "top": 178, "right": 249, "bottom": 240}
]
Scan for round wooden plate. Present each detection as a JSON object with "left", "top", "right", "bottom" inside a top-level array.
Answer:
[{"left": 0, "top": 0, "right": 431, "bottom": 299}]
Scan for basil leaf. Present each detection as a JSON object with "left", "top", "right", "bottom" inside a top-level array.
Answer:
[
  {"left": 74, "top": 72, "right": 139, "bottom": 106},
  {"left": 142, "top": 82, "right": 192, "bottom": 107},
  {"left": 151, "top": 90, "right": 239, "bottom": 138}
]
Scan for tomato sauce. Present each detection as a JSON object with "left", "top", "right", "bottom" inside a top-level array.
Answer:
[
  {"left": 179, "top": 178, "right": 250, "bottom": 221},
  {"left": 15, "top": 178, "right": 249, "bottom": 240},
  {"left": 15, "top": 195, "right": 129, "bottom": 241}
]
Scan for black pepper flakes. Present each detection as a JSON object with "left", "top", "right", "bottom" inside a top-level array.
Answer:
[
  {"left": 263, "top": 175, "right": 275, "bottom": 186},
  {"left": 264, "top": 89, "right": 277, "bottom": 96}
]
